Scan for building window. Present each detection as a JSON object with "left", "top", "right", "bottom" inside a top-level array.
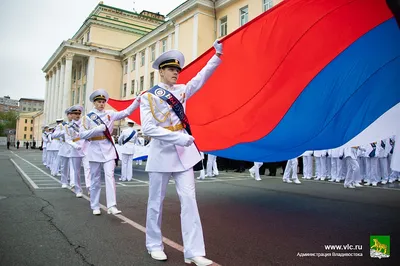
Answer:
[
  {"left": 77, "top": 87, "right": 80, "bottom": 103},
  {"left": 132, "top": 55, "right": 136, "bottom": 71},
  {"left": 140, "top": 76, "right": 144, "bottom": 92},
  {"left": 30, "top": 134, "right": 32, "bottom": 139},
  {"left": 77, "top": 65, "right": 82, "bottom": 80},
  {"left": 86, "top": 29, "right": 90, "bottom": 42},
  {"left": 161, "top": 39, "right": 167, "bottom": 53},
  {"left": 72, "top": 91, "right": 75, "bottom": 105},
  {"left": 123, "top": 83, "right": 127, "bottom": 97},
  {"left": 150, "top": 72, "right": 154, "bottom": 88},
  {"left": 23, "top": 107, "right": 26, "bottom": 111},
  {"left": 240, "top": 6, "right": 249, "bottom": 26},
  {"left": 81, "top": 37, "right": 84, "bottom": 44},
  {"left": 28, "top": 108, "right": 31, "bottom": 111},
  {"left": 73, "top": 68, "right": 76, "bottom": 82},
  {"left": 24, "top": 134, "right": 26, "bottom": 139},
  {"left": 150, "top": 45, "right": 156, "bottom": 61},
  {"left": 220, "top": 16, "right": 228, "bottom": 37},
  {"left": 30, "top": 127, "right": 33, "bottom": 131},
  {"left": 263, "top": 0, "right": 273, "bottom": 12},
  {"left": 31, "top": 120, "right": 33, "bottom": 123},
  {"left": 24, "top": 126, "right": 27, "bottom": 131},
  {"left": 25, "top": 119, "right": 27, "bottom": 123},
  {"left": 140, "top": 51, "right": 145, "bottom": 67},
  {"left": 124, "top": 60, "right": 128, "bottom": 74},
  {"left": 33, "top": 108, "right": 36, "bottom": 111},
  {"left": 131, "top": 80, "right": 135, "bottom": 94}
]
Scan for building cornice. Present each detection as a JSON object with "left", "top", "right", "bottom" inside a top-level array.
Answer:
[
  {"left": 42, "top": 41, "right": 121, "bottom": 73},
  {"left": 215, "top": 0, "right": 236, "bottom": 9},
  {"left": 167, "top": 0, "right": 214, "bottom": 20}
]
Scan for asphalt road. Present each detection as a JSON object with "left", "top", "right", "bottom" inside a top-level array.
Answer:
[{"left": 0, "top": 146, "right": 399, "bottom": 266}]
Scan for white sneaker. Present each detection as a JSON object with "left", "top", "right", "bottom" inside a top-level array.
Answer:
[
  {"left": 320, "top": 177, "right": 326, "bottom": 181},
  {"left": 344, "top": 183, "right": 355, "bottom": 188},
  {"left": 148, "top": 250, "right": 167, "bottom": 261},
  {"left": 293, "top": 179, "right": 301, "bottom": 184},
  {"left": 354, "top": 183, "right": 363, "bottom": 187},
  {"left": 255, "top": 177, "right": 262, "bottom": 181},
  {"left": 107, "top": 206, "right": 121, "bottom": 215},
  {"left": 381, "top": 180, "right": 387, "bottom": 185},
  {"left": 249, "top": 170, "right": 255, "bottom": 178},
  {"left": 93, "top": 209, "right": 101, "bottom": 215},
  {"left": 283, "top": 179, "right": 292, "bottom": 183},
  {"left": 76, "top": 193, "right": 83, "bottom": 198},
  {"left": 196, "top": 176, "right": 205, "bottom": 180},
  {"left": 364, "top": 182, "right": 371, "bottom": 186},
  {"left": 184, "top": 256, "right": 213, "bottom": 265},
  {"left": 70, "top": 184, "right": 75, "bottom": 189},
  {"left": 372, "top": 182, "right": 378, "bottom": 186},
  {"left": 56, "top": 173, "right": 61, "bottom": 177},
  {"left": 61, "top": 184, "right": 68, "bottom": 189}
]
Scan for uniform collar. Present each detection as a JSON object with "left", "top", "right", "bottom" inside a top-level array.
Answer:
[{"left": 158, "top": 82, "right": 175, "bottom": 91}]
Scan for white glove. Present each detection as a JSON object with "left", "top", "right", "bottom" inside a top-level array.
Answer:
[
  {"left": 213, "top": 39, "right": 223, "bottom": 54},
  {"left": 72, "top": 143, "right": 81, "bottom": 150},
  {"left": 97, "top": 124, "right": 106, "bottom": 132},
  {"left": 183, "top": 135, "right": 195, "bottom": 147}
]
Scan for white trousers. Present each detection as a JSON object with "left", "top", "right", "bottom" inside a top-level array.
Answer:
[
  {"left": 146, "top": 169, "right": 205, "bottom": 259},
  {"left": 345, "top": 157, "right": 360, "bottom": 185},
  {"left": 42, "top": 148, "right": 47, "bottom": 165},
  {"left": 51, "top": 153, "right": 61, "bottom": 176},
  {"left": 302, "top": 156, "right": 313, "bottom": 178},
  {"left": 89, "top": 160, "right": 117, "bottom": 210},
  {"left": 47, "top": 151, "right": 56, "bottom": 168},
  {"left": 326, "top": 157, "right": 331, "bottom": 178},
  {"left": 70, "top": 157, "right": 83, "bottom": 194},
  {"left": 82, "top": 156, "right": 91, "bottom": 189},
  {"left": 60, "top": 156, "right": 69, "bottom": 185},
  {"left": 121, "top": 154, "right": 134, "bottom": 181},
  {"left": 283, "top": 159, "right": 298, "bottom": 180},
  {"left": 249, "top": 162, "right": 263, "bottom": 179},
  {"left": 206, "top": 155, "right": 218, "bottom": 176},
  {"left": 378, "top": 157, "right": 389, "bottom": 181},
  {"left": 330, "top": 157, "right": 342, "bottom": 180},
  {"left": 69, "top": 160, "right": 75, "bottom": 186},
  {"left": 370, "top": 157, "right": 380, "bottom": 183}
]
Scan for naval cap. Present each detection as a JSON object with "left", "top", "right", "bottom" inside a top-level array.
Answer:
[
  {"left": 152, "top": 50, "right": 185, "bottom": 70},
  {"left": 89, "top": 89, "right": 109, "bottom": 102}
]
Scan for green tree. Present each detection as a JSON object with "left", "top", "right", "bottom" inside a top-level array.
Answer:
[{"left": 0, "top": 111, "right": 18, "bottom": 136}]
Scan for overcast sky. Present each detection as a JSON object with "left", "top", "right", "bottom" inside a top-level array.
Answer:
[{"left": 0, "top": 0, "right": 186, "bottom": 101}]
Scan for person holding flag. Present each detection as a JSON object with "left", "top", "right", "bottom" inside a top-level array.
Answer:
[
  {"left": 139, "top": 40, "right": 222, "bottom": 265},
  {"left": 79, "top": 89, "right": 140, "bottom": 215}
]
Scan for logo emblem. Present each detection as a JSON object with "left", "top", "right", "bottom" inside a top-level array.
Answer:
[
  {"left": 90, "top": 114, "right": 97, "bottom": 120},
  {"left": 155, "top": 88, "right": 166, "bottom": 97},
  {"left": 370, "top": 235, "right": 390, "bottom": 258}
]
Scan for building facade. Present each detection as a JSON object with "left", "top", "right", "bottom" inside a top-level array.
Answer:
[
  {"left": 15, "top": 111, "right": 40, "bottom": 143},
  {"left": 43, "top": 0, "right": 281, "bottom": 129},
  {"left": 0, "top": 96, "right": 19, "bottom": 112},
  {"left": 19, "top": 98, "right": 44, "bottom": 113}
]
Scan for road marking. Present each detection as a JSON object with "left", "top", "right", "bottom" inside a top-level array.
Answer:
[
  {"left": 10, "top": 158, "right": 39, "bottom": 189},
  {"left": 10, "top": 152, "right": 222, "bottom": 265}
]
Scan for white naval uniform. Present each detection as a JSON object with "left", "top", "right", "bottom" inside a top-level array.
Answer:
[
  {"left": 79, "top": 100, "right": 139, "bottom": 210},
  {"left": 313, "top": 150, "right": 327, "bottom": 180},
  {"left": 54, "top": 124, "right": 71, "bottom": 186},
  {"left": 249, "top": 162, "right": 263, "bottom": 180},
  {"left": 206, "top": 154, "right": 219, "bottom": 177},
  {"left": 42, "top": 132, "right": 49, "bottom": 165},
  {"left": 135, "top": 136, "right": 145, "bottom": 165},
  {"left": 50, "top": 124, "right": 63, "bottom": 176},
  {"left": 301, "top": 151, "right": 313, "bottom": 179},
  {"left": 139, "top": 54, "right": 221, "bottom": 259},
  {"left": 343, "top": 147, "right": 360, "bottom": 187},
  {"left": 377, "top": 139, "right": 390, "bottom": 182},
  {"left": 46, "top": 133, "right": 57, "bottom": 168},
  {"left": 64, "top": 120, "right": 85, "bottom": 195},
  {"left": 283, "top": 158, "right": 299, "bottom": 182},
  {"left": 118, "top": 127, "right": 138, "bottom": 181},
  {"left": 329, "top": 148, "right": 343, "bottom": 182}
]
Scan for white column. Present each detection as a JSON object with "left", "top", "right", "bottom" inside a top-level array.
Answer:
[
  {"left": 135, "top": 53, "right": 139, "bottom": 94},
  {"left": 154, "top": 41, "right": 160, "bottom": 84},
  {"left": 44, "top": 75, "right": 50, "bottom": 125},
  {"left": 84, "top": 56, "right": 95, "bottom": 114},
  {"left": 47, "top": 72, "right": 54, "bottom": 124},
  {"left": 192, "top": 13, "right": 199, "bottom": 60},
  {"left": 126, "top": 57, "right": 131, "bottom": 98},
  {"left": 51, "top": 67, "right": 57, "bottom": 123},
  {"left": 62, "top": 53, "right": 74, "bottom": 114},
  {"left": 167, "top": 34, "right": 172, "bottom": 51},
  {"left": 55, "top": 63, "right": 61, "bottom": 119},
  {"left": 59, "top": 59, "right": 65, "bottom": 118},
  {"left": 144, "top": 47, "right": 149, "bottom": 91},
  {"left": 174, "top": 24, "right": 180, "bottom": 50}
]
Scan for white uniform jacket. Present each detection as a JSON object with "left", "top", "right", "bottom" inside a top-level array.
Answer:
[
  {"left": 118, "top": 128, "right": 138, "bottom": 155},
  {"left": 391, "top": 135, "right": 400, "bottom": 171},
  {"left": 42, "top": 132, "right": 49, "bottom": 148},
  {"left": 47, "top": 124, "right": 63, "bottom": 151},
  {"left": 139, "top": 54, "right": 222, "bottom": 172},
  {"left": 330, "top": 148, "right": 344, "bottom": 158},
  {"left": 344, "top": 147, "right": 358, "bottom": 159},
  {"left": 53, "top": 124, "right": 70, "bottom": 157},
  {"left": 79, "top": 99, "right": 139, "bottom": 163},
  {"left": 65, "top": 120, "right": 85, "bottom": 158},
  {"left": 313, "top": 150, "right": 328, "bottom": 157}
]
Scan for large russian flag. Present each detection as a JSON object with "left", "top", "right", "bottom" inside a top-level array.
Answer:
[{"left": 109, "top": 0, "right": 400, "bottom": 162}]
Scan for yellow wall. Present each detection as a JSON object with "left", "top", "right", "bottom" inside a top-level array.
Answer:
[
  {"left": 16, "top": 113, "right": 36, "bottom": 142},
  {"left": 90, "top": 25, "right": 143, "bottom": 50},
  {"left": 178, "top": 17, "right": 194, "bottom": 63},
  {"left": 33, "top": 112, "right": 44, "bottom": 144},
  {"left": 197, "top": 13, "right": 216, "bottom": 56},
  {"left": 93, "top": 57, "right": 122, "bottom": 100}
]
